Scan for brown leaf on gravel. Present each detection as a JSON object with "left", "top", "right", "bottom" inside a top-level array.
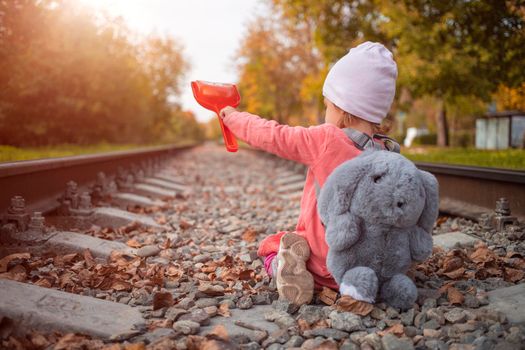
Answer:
[
  {"left": 334, "top": 295, "right": 373, "bottom": 316},
  {"left": 378, "top": 323, "right": 404, "bottom": 337},
  {"left": 217, "top": 303, "right": 231, "bottom": 317},
  {"left": 442, "top": 255, "right": 464, "bottom": 273},
  {"left": 0, "top": 253, "right": 30, "bottom": 273},
  {"left": 125, "top": 344, "right": 145, "bottom": 350},
  {"left": 443, "top": 267, "right": 466, "bottom": 279},
  {"left": 318, "top": 287, "right": 338, "bottom": 305},
  {"left": 153, "top": 292, "right": 174, "bottom": 310},
  {"left": 447, "top": 287, "right": 464, "bottom": 305},
  {"left": 126, "top": 239, "right": 143, "bottom": 248},
  {"left": 179, "top": 219, "right": 192, "bottom": 230},
  {"left": 241, "top": 228, "right": 257, "bottom": 243},
  {"left": 297, "top": 319, "right": 311, "bottom": 331},
  {"left": 0, "top": 264, "right": 27, "bottom": 281},
  {"left": 156, "top": 215, "right": 167, "bottom": 225},
  {"left": 111, "top": 279, "right": 133, "bottom": 292},
  {"left": 35, "top": 278, "right": 53, "bottom": 288},
  {"left": 238, "top": 270, "right": 255, "bottom": 281},
  {"left": 504, "top": 267, "right": 525, "bottom": 283},
  {"left": 209, "top": 324, "right": 229, "bottom": 340},
  {"left": 83, "top": 249, "right": 96, "bottom": 268}
]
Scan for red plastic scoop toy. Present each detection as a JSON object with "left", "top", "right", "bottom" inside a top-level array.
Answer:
[{"left": 191, "top": 80, "right": 240, "bottom": 152}]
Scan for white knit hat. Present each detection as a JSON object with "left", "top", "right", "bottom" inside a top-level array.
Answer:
[{"left": 322, "top": 41, "right": 398, "bottom": 124}]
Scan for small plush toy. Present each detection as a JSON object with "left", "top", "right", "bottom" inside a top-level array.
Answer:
[{"left": 317, "top": 150, "right": 439, "bottom": 309}]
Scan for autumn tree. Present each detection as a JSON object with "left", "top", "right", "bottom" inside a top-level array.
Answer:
[
  {"left": 273, "top": 0, "right": 525, "bottom": 146},
  {"left": 236, "top": 9, "right": 322, "bottom": 126},
  {"left": 0, "top": 0, "right": 202, "bottom": 146}
]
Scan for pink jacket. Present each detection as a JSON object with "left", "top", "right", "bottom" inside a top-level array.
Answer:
[{"left": 223, "top": 111, "right": 362, "bottom": 289}]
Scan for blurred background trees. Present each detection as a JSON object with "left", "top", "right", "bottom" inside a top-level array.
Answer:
[
  {"left": 0, "top": 0, "right": 203, "bottom": 147},
  {"left": 236, "top": 0, "right": 525, "bottom": 147}
]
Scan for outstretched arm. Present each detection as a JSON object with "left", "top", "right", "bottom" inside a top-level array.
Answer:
[
  {"left": 325, "top": 213, "right": 362, "bottom": 252},
  {"left": 221, "top": 109, "right": 331, "bottom": 166},
  {"left": 408, "top": 226, "right": 433, "bottom": 262}
]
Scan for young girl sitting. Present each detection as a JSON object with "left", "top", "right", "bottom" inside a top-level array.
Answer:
[{"left": 219, "top": 41, "right": 398, "bottom": 306}]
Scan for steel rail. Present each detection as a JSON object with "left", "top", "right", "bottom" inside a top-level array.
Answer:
[
  {"left": 414, "top": 162, "right": 525, "bottom": 220},
  {"left": 0, "top": 144, "right": 195, "bottom": 214}
]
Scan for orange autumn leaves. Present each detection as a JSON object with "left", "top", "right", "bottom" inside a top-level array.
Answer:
[{"left": 417, "top": 242, "right": 525, "bottom": 284}]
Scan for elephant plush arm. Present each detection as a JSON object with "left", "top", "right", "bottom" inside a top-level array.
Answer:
[
  {"left": 325, "top": 214, "right": 361, "bottom": 251},
  {"left": 408, "top": 226, "right": 433, "bottom": 262}
]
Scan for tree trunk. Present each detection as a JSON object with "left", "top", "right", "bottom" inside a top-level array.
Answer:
[{"left": 436, "top": 103, "right": 449, "bottom": 147}]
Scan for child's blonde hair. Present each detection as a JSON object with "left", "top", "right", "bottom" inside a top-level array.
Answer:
[{"left": 333, "top": 103, "right": 392, "bottom": 135}]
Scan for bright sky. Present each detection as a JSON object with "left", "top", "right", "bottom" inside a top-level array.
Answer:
[{"left": 81, "top": 0, "right": 264, "bottom": 122}]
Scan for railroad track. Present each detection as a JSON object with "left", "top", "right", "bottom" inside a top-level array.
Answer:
[{"left": 0, "top": 144, "right": 524, "bottom": 349}]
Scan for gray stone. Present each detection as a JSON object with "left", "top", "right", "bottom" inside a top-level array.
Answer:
[
  {"left": 404, "top": 326, "right": 418, "bottom": 337},
  {"left": 362, "top": 333, "right": 382, "bottom": 350},
  {"left": 425, "top": 339, "right": 447, "bottom": 350},
  {"left": 426, "top": 308, "right": 445, "bottom": 325},
  {"left": 329, "top": 310, "right": 364, "bottom": 332},
  {"left": 143, "top": 178, "right": 186, "bottom": 191},
  {"left": 285, "top": 335, "right": 304, "bottom": 347},
  {"left": 177, "top": 297, "right": 195, "bottom": 310},
  {"left": 165, "top": 307, "right": 187, "bottom": 321},
  {"left": 252, "top": 293, "right": 272, "bottom": 305},
  {"left": 297, "top": 305, "right": 324, "bottom": 325},
  {"left": 272, "top": 300, "right": 299, "bottom": 314},
  {"left": 201, "top": 305, "right": 278, "bottom": 342},
  {"left": 433, "top": 232, "right": 481, "bottom": 250},
  {"left": 237, "top": 295, "right": 253, "bottom": 310},
  {"left": 349, "top": 331, "right": 368, "bottom": 344},
  {"left": 137, "top": 245, "right": 161, "bottom": 258},
  {"left": 0, "top": 279, "right": 145, "bottom": 339},
  {"left": 371, "top": 307, "right": 387, "bottom": 320},
  {"left": 240, "top": 342, "right": 262, "bottom": 350},
  {"left": 444, "top": 308, "right": 466, "bottom": 324},
  {"left": 381, "top": 333, "right": 414, "bottom": 350},
  {"left": 423, "top": 319, "right": 441, "bottom": 330},
  {"left": 131, "top": 328, "right": 175, "bottom": 345},
  {"left": 195, "top": 298, "right": 218, "bottom": 308},
  {"left": 487, "top": 284, "right": 525, "bottom": 324},
  {"left": 266, "top": 344, "right": 284, "bottom": 350},
  {"left": 340, "top": 339, "right": 360, "bottom": 350},
  {"left": 463, "top": 294, "right": 480, "bottom": 308},
  {"left": 385, "top": 307, "right": 400, "bottom": 319},
  {"left": 178, "top": 308, "right": 210, "bottom": 326},
  {"left": 400, "top": 308, "right": 415, "bottom": 326},
  {"left": 414, "top": 312, "right": 427, "bottom": 328},
  {"left": 173, "top": 320, "right": 200, "bottom": 335},
  {"left": 303, "top": 328, "right": 349, "bottom": 340},
  {"left": 267, "top": 329, "right": 290, "bottom": 344}
]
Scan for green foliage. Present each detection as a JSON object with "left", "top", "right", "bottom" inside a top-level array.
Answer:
[
  {"left": 403, "top": 147, "right": 525, "bottom": 170},
  {"left": 411, "top": 134, "right": 438, "bottom": 146},
  {"left": 0, "top": 0, "right": 203, "bottom": 147},
  {"left": 0, "top": 143, "right": 180, "bottom": 163}
]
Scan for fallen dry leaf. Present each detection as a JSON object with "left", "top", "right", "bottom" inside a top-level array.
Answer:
[
  {"left": 0, "top": 253, "right": 30, "bottom": 273},
  {"left": 334, "top": 295, "right": 373, "bottom": 316},
  {"left": 209, "top": 324, "right": 229, "bottom": 340},
  {"left": 153, "top": 292, "right": 174, "bottom": 310},
  {"left": 125, "top": 343, "right": 145, "bottom": 350},
  {"left": 126, "top": 239, "right": 143, "bottom": 248},
  {"left": 241, "top": 228, "right": 257, "bottom": 243},
  {"left": 504, "top": 267, "right": 525, "bottom": 283},
  {"left": 179, "top": 219, "right": 192, "bottom": 230},
  {"left": 443, "top": 267, "right": 466, "bottom": 279},
  {"left": 217, "top": 303, "right": 231, "bottom": 317},
  {"left": 447, "top": 287, "right": 464, "bottom": 305},
  {"left": 378, "top": 323, "right": 404, "bottom": 337},
  {"left": 318, "top": 287, "right": 338, "bottom": 306},
  {"left": 83, "top": 249, "right": 96, "bottom": 268}
]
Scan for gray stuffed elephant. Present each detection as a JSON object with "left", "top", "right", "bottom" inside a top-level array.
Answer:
[{"left": 317, "top": 150, "right": 439, "bottom": 310}]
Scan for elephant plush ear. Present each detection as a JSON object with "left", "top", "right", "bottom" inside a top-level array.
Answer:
[
  {"left": 317, "top": 153, "right": 371, "bottom": 225},
  {"left": 417, "top": 170, "right": 439, "bottom": 233}
]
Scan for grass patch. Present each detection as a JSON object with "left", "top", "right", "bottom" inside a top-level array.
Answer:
[
  {"left": 0, "top": 142, "right": 195, "bottom": 163},
  {"left": 403, "top": 147, "right": 525, "bottom": 170}
]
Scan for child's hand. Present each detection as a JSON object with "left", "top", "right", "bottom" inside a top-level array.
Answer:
[{"left": 219, "top": 106, "right": 237, "bottom": 119}]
